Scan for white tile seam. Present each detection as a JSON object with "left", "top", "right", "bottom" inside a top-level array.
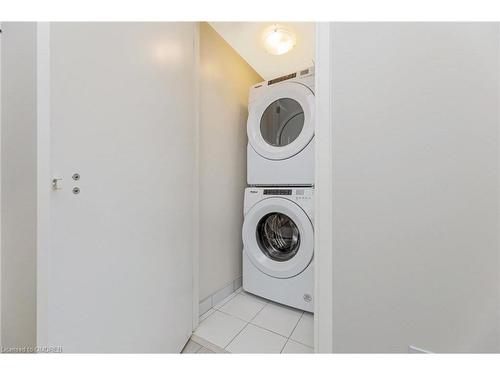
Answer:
[
  {"left": 215, "top": 292, "right": 267, "bottom": 317},
  {"left": 197, "top": 292, "right": 313, "bottom": 352},
  {"left": 216, "top": 293, "right": 268, "bottom": 320},
  {"left": 191, "top": 333, "right": 228, "bottom": 353},
  {"left": 210, "top": 309, "right": 248, "bottom": 350},
  {"left": 249, "top": 309, "right": 302, "bottom": 339},
  {"left": 290, "top": 312, "right": 305, "bottom": 337},
  {"left": 281, "top": 312, "right": 305, "bottom": 352},
  {"left": 292, "top": 314, "right": 315, "bottom": 348},
  {"left": 227, "top": 292, "right": 305, "bottom": 340},
  {"left": 289, "top": 338, "right": 313, "bottom": 349},
  {"left": 181, "top": 338, "right": 220, "bottom": 354},
  {"left": 199, "top": 308, "right": 216, "bottom": 322},
  {"left": 223, "top": 301, "right": 268, "bottom": 351},
  {"left": 212, "top": 292, "right": 239, "bottom": 311},
  {"left": 280, "top": 340, "right": 287, "bottom": 353},
  {"left": 249, "top": 300, "right": 268, "bottom": 321},
  {"left": 197, "top": 347, "right": 215, "bottom": 353},
  {"left": 238, "top": 312, "right": 297, "bottom": 353},
  {"left": 247, "top": 321, "right": 290, "bottom": 340},
  {"left": 217, "top": 291, "right": 239, "bottom": 307},
  {"left": 216, "top": 307, "right": 248, "bottom": 322},
  {"left": 224, "top": 321, "right": 251, "bottom": 351}
]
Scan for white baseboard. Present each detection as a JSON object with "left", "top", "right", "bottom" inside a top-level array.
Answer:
[{"left": 199, "top": 276, "right": 242, "bottom": 316}]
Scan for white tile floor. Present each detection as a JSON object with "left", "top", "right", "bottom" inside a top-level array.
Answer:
[
  {"left": 181, "top": 338, "right": 220, "bottom": 354},
  {"left": 192, "top": 288, "right": 314, "bottom": 354}
]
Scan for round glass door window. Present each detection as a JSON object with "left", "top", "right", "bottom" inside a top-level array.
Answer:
[
  {"left": 260, "top": 98, "right": 304, "bottom": 147},
  {"left": 256, "top": 212, "right": 301, "bottom": 262}
]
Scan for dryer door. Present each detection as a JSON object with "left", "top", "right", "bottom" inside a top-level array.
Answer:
[
  {"left": 247, "top": 82, "right": 314, "bottom": 161},
  {"left": 243, "top": 197, "right": 314, "bottom": 279}
]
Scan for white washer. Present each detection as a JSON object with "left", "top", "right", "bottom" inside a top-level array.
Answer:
[
  {"left": 242, "top": 187, "right": 314, "bottom": 312},
  {"left": 247, "top": 67, "right": 315, "bottom": 186}
]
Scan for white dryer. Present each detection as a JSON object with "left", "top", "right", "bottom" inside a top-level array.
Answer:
[
  {"left": 247, "top": 67, "right": 315, "bottom": 186},
  {"left": 242, "top": 187, "right": 314, "bottom": 312}
]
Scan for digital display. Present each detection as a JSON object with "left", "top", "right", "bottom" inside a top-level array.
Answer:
[
  {"left": 263, "top": 189, "right": 292, "bottom": 196},
  {"left": 268, "top": 73, "right": 297, "bottom": 86}
]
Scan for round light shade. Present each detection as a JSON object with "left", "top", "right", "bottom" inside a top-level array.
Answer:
[{"left": 263, "top": 27, "right": 296, "bottom": 55}]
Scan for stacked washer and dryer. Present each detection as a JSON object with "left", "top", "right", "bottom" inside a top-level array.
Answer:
[{"left": 242, "top": 67, "right": 315, "bottom": 312}]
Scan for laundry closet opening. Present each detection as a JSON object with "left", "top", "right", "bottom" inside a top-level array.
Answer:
[{"left": 191, "top": 22, "right": 316, "bottom": 354}]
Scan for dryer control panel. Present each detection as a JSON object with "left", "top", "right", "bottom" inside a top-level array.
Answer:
[{"left": 248, "top": 66, "right": 315, "bottom": 104}]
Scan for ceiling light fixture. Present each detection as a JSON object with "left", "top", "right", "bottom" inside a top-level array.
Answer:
[{"left": 263, "top": 26, "right": 296, "bottom": 56}]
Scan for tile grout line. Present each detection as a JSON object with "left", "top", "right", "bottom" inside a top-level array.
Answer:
[
  {"left": 199, "top": 277, "right": 243, "bottom": 312},
  {"left": 281, "top": 311, "right": 305, "bottom": 353},
  {"left": 247, "top": 321, "right": 291, "bottom": 340},
  {"left": 229, "top": 291, "right": 309, "bottom": 352},
  {"left": 199, "top": 289, "right": 312, "bottom": 353},
  {"left": 280, "top": 338, "right": 288, "bottom": 354},
  {"left": 199, "top": 308, "right": 216, "bottom": 323},
  {"left": 198, "top": 290, "right": 238, "bottom": 324},
  {"left": 223, "top": 301, "right": 268, "bottom": 352},
  {"left": 212, "top": 290, "right": 240, "bottom": 311},
  {"left": 248, "top": 305, "right": 304, "bottom": 339},
  {"left": 191, "top": 334, "right": 228, "bottom": 353},
  {"left": 247, "top": 305, "right": 297, "bottom": 340},
  {"left": 217, "top": 308, "right": 252, "bottom": 322},
  {"left": 226, "top": 301, "right": 292, "bottom": 353},
  {"left": 198, "top": 289, "right": 240, "bottom": 322},
  {"left": 290, "top": 312, "right": 305, "bottom": 338},
  {"left": 288, "top": 338, "right": 314, "bottom": 349},
  {"left": 223, "top": 321, "right": 251, "bottom": 352},
  {"left": 199, "top": 308, "right": 248, "bottom": 351}
]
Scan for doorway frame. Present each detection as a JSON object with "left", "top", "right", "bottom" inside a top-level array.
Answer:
[
  {"left": 190, "top": 22, "right": 335, "bottom": 353},
  {"left": 192, "top": 21, "right": 200, "bottom": 331},
  {"left": 314, "top": 22, "right": 334, "bottom": 353},
  {"left": 0, "top": 22, "right": 3, "bottom": 347}
]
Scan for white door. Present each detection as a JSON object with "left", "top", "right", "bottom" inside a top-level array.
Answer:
[
  {"left": 247, "top": 82, "right": 315, "bottom": 160},
  {"left": 38, "top": 23, "right": 196, "bottom": 353},
  {"left": 242, "top": 197, "right": 314, "bottom": 278}
]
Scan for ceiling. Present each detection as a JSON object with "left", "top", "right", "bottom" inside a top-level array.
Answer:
[{"left": 209, "top": 22, "right": 315, "bottom": 81}]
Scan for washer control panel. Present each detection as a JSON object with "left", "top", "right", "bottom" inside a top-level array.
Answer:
[
  {"left": 245, "top": 187, "right": 314, "bottom": 219},
  {"left": 256, "top": 188, "right": 312, "bottom": 200},
  {"left": 263, "top": 189, "right": 292, "bottom": 195}
]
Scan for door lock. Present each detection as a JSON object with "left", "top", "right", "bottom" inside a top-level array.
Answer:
[{"left": 52, "top": 178, "right": 62, "bottom": 190}]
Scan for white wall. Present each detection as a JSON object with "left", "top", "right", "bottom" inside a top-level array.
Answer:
[
  {"left": 330, "top": 23, "right": 500, "bottom": 353},
  {"left": 0, "top": 22, "right": 37, "bottom": 349},
  {"left": 198, "top": 23, "right": 262, "bottom": 301}
]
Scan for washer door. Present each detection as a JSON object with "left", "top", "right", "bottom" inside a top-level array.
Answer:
[
  {"left": 248, "top": 82, "right": 315, "bottom": 161},
  {"left": 243, "top": 197, "right": 314, "bottom": 279}
]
